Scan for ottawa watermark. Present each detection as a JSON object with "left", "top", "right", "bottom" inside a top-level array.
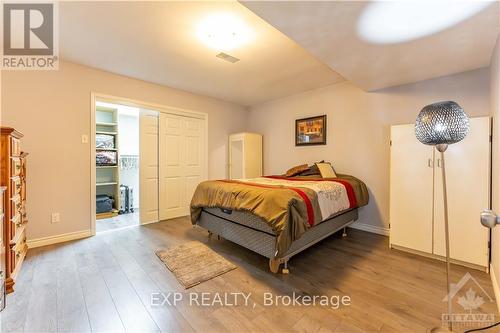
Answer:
[
  {"left": 2, "top": 1, "right": 59, "bottom": 69},
  {"left": 440, "top": 272, "right": 496, "bottom": 328},
  {"left": 151, "top": 292, "right": 351, "bottom": 310}
]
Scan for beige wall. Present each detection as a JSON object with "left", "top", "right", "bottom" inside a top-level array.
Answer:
[
  {"left": 490, "top": 35, "right": 500, "bottom": 306},
  {"left": 1, "top": 61, "right": 247, "bottom": 240},
  {"left": 247, "top": 68, "right": 490, "bottom": 231}
]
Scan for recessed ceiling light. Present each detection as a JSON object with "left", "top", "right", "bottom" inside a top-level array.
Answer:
[
  {"left": 357, "top": 1, "right": 493, "bottom": 44},
  {"left": 196, "top": 14, "right": 252, "bottom": 51}
]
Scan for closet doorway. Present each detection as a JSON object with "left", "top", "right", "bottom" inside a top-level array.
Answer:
[
  {"left": 90, "top": 94, "right": 208, "bottom": 235},
  {"left": 94, "top": 101, "right": 142, "bottom": 232}
]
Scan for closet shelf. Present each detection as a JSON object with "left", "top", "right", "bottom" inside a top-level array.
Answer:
[
  {"left": 96, "top": 148, "right": 117, "bottom": 151},
  {"left": 96, "top": 131, "right": 117, "bottom": 135},
  {"left": 96, "top": 165, "right": 118, "bottom": 169},
  {"left": 96, "top": 122, "right": 117, "bottom": 127},
  {"left": 96, "top": 182, "right": 118, "bottom": 187}
]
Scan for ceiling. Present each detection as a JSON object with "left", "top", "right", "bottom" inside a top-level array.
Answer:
[
  {"left": 59, "top": 1, "right": 344, "bottom": 106},
  {"left": 242, "top": 1, "right": 500, "bottom": 91}
]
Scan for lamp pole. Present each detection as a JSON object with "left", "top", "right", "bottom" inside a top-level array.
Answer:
[{"left": 436, "top": 143, "right": 452, "bottom": 332}]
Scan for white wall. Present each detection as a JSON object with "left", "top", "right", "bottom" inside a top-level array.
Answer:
[
  {"left": 248, "top": 68, "right": 490, "bottom": 231},
  {"left": 1, "top": 61, "right": 247, "bottom": 241},
  {"left": 489, "top": 35, "right": 500, "bottom": 309}
]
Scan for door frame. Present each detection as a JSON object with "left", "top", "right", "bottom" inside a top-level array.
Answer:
[{"left": 90, "top": 92, "right": 209, "bottom": 235}]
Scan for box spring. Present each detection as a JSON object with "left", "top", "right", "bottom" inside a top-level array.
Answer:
[{"left": 197, "top": 207, "right": 358, "bottom": 260}]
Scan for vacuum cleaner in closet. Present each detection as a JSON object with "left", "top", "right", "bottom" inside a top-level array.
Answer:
[{"left": 119, "top": 185, "right": 134, "bottom": 214}]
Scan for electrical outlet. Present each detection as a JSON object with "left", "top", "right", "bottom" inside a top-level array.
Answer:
[
  {"left": 51, "top": 212, "right": 60, "bottom": 223},
  {"left": 81, "top": 134, "right": 89, "bottom": 144}
]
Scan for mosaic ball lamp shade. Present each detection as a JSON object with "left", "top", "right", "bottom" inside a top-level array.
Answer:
[{"left": 415, "top": 101, "right": 470, "bottom": 145}]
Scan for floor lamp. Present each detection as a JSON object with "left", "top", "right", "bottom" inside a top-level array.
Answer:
[{"left": 415, "top": 101, "right": 470, "bottom": 333}]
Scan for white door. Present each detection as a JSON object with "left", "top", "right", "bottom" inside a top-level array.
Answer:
[
  {"left": 159, "top": 113, "right": 205, "bottom": 220},
  {"left": 390, "top": 124, "right": 435, "bottom": 253},
  {"left": 139, "top": 109, "right": 159, "bottom": 224},
  {"left": 433, "top": 117, "right": 490, "bottom": 267}
]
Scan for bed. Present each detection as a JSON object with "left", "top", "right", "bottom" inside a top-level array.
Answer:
[{"left": 190, "top": 173, "right": 369, "bottom": 273}]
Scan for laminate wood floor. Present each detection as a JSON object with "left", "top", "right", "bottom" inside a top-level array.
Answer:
[
  {"left": 96, "top": 212, "right": 140, "bottom": 233},
  {"left": 1, "top": 217, "right": 498, "bottom": 333}
]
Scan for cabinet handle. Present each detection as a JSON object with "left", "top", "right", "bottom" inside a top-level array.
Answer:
[
  {"left": 437, "top": 158, "right": 441, "bottom": 168},
  {"left": 428, "top": 158, "right": 433, "bottom": 168}
]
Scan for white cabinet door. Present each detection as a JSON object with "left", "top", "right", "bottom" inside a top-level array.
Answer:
[
  {"left": 229, "top": 138, "right": 244, "bottom": 179},
  {"left": 159, "top": 113, "right": 205, "bottom": 220},
  {"left": 390, "top": 124, "right": 435, "bottom": 253},
  {"left": 433, "top": 117, "right": 490, "bottom": 267},
  {"left": 139, "top": 109, "right": 159, "bottom": 224},
  {"left": 228, "top": 133, "right": 262, "bottom": 179}
]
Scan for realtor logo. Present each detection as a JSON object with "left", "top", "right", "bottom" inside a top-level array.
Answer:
[
  {"left": 2, "top": 1, "right": 58, "bottom": 69},
  {"left": 441, "top": 272, "right": 496, "bottom": 328}
]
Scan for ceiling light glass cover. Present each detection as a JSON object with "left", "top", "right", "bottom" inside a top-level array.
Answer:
[
  {"left": 415, "top": 101, "right": 470, "bottom": 145},
  {"left": 197, "top": 14, "right": 252, "bottom": 51},
  {"left": 358, "top": 1, "right": 493, "bottom": 44}
]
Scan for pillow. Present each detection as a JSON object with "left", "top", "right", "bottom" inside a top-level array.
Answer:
[
  {"left": 285, "top": 164, "right": 309, "bottom": 177},
  {"left": 299, "top": 160, "right": 324, "bottom": 176},
  {"left": 316, "top": 162, "right": 337, "bottom": 178}
]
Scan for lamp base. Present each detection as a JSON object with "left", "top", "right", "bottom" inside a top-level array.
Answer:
[{"left": 430, "top": 326, "right": 452, "bottom": 332}]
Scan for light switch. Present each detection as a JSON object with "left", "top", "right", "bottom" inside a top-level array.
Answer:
[
  {"left": 81, "top": 134, "right": 89, "bottom": 144},
  {"left": 51, "top": 212, "right": 60, "bottom": 223}
]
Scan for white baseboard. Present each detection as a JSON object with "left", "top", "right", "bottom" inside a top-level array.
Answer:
[
  {"left": 490, "top": 264, "right": 500, "bottom": 313},
  {"left": 27, "top": 230, "right": 92, "bottom": 249},
  {"left": 141, "top": 219, "right": 159, "bottom": 226},
  {"left": 349, "top": 222, "right": 389, "bottom": 236}
]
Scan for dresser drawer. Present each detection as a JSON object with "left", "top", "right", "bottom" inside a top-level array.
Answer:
[
  {"left": 10, "top": 158, "right": 21, "bottom": 177},
  {"left": 10, "top": 196, "right": 21, "bottom": 221},
  {"left": 21, "top": 200, "right": 27, "bottom": 222},
  {"left": 10, "top": 215, "right": 22, "bottom": 241},
  {"left": 12, "top": 230, "right": 27, "bottom": 268},
  {"left": 10, "top": 177, "right": 21, "bottom": 198},
  {"left": 10, "top": 138, "right": 20, "bottom": 157}
]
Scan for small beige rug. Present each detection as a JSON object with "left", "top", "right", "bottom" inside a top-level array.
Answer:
[{"left": 155, "top": 241, "right": 237, "bottom": 289}]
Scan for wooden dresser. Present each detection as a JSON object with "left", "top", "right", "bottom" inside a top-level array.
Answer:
[
  {"left": 1, "top": 127, "right": 28, "bottom": 293},
  {"left": 0, "top": 186, "right": 6, "bottom": 310}
]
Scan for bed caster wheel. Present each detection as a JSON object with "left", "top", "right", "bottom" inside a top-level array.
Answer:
[
  {"left": 282, "top": 268, "right": 289, "bottom": 274},
  {"left": 342, "top": 227, "right": 348, "bottom": 238},
  {"left": 208, "top": 231, "right": 213, "bottom": 239}
]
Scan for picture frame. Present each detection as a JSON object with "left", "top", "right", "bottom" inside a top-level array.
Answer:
[{"left": 295, "top": 115, "right": 327, "bottom": 146}]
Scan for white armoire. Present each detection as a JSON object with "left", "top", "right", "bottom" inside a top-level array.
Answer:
[
  {"left": 389, "top": 116, "right": 491, "bottom": 270},
  {"left": 228, "top": 133, "right": 262, "bottom": 179}
]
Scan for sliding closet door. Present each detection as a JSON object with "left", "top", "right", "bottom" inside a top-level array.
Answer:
[
  {"left": 390, "top": 124, "right": 434, "bottom": 253},
  {"left": 433, "top": 117, "right": 490, "bottom": 267},
  {"left": 159, "top": 113, "right": 205, "bottom": 220},
  {"left": 139, "top": 109, "right": 159, "bottom": 224}
]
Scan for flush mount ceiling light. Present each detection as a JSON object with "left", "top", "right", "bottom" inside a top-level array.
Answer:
[
  {"left": 357, "top": 1, "right": 493, "bottom": 44},
  {"left": 196, "top": 14, "right": 252, "bottom": 51}
]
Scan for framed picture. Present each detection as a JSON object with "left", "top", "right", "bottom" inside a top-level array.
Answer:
[{"left": 295, "top": 115, "right": 327, "bottom": 146}]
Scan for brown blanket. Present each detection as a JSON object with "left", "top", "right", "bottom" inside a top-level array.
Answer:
[{"left": 190, "top": 175, "right": 368, "bottom": 257}]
